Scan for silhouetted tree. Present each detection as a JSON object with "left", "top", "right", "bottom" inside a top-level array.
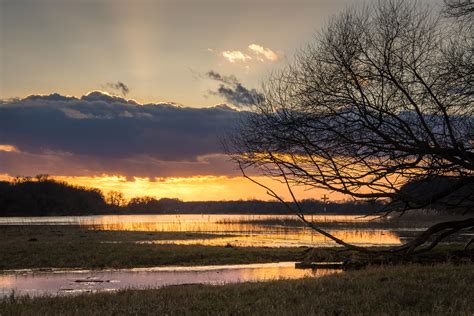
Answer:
[
  {"left": 231, "top": 0, "right": 473, "bottom": 253},
  {"left": 106, "top": 190, "right": 126, "bottom": 209},
  {"left": 35, "top": 174, "right": 50, "bottom": 182},
  {"left": 125, "top": 197, "right": 384, "bottom": 214},
  {"left": 0, "top": 176, "right": 108, "bottom": 216},
  {"left": 0, "top": 176, "right": 384, "bottom": 216}
]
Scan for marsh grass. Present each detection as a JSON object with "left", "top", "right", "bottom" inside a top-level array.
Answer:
[
  {"left": 0, "top": 225, "right": 303, "bottom": 270},
  {"left": 1, "top": 264, "right": 473, "bottom": 315},
  {"left": 218, "top": 213, "right": 471, "bottom": 229}
]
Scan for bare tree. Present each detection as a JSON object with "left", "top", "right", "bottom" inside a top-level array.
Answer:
[
  {"left": 444, "top": 0, "right": 474, "bottom": 18},
  {"left": 230, "top": 0, "right": 473, "bottom": 254},
  {"left": 106, "top": 191, "right": 126, "bottom": 208}
]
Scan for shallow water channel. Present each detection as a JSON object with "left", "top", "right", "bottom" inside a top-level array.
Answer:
[{"left": 0, "top": 263, "right": 341, "bottom": 297}]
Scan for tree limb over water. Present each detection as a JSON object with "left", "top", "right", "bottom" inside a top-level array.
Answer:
[{"left": 230, "top": 0, "right": 474, "bottom": 254}]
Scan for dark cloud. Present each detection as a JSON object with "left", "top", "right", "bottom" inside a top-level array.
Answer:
[
  {"left": 206, "top": 71, "right": 265, "bottom": 108},
  {"left": 103, "top": 81, "right": 130, "bottom": 96},
  {"left": 0, "top": 91, "right": 248, "bottom": 177},
  {"left": 206, "top": 70, "right": 239, "bottom": 85},
  {"left": 0, "top": 150, "right": 240, "bottom": 179},
  {"left": 213, "top": 83, "right": 265, "bottom": 108}
]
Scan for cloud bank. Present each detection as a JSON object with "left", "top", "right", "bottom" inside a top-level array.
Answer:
[{"left": 0, "top": 91, "right": 248, "bottom": 178}]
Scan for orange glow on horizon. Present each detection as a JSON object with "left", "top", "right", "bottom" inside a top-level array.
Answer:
[
  {"left": 0, "top": 173, "right": 347, "bottom": 202},
  {"left": 60, "top": 174, "right": 347, "bottom": 202}
]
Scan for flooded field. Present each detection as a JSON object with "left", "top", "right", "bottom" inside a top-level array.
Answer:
[
  {"left": 0, "top": 214, "right": 470, "bottom": 297},
  {"left": 0, "top": 262, "right": 341, "bottom": 297},
  {"left": 0, "top": 214, "right": 412, "bottom": 247}
]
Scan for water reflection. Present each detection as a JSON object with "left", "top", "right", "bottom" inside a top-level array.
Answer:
[
  {"left": 83, "top": 215, "right": 401, "bottom": 247},
  {"left": 146, "top": 230, "right": 401, "bottom": 248},
  {"left": 0, "top": 214, "right": 403, "bottom": 247},
  {"left": 0, "top": 214, "right": 380, "bottom": 227},
  {"left": 0, "top": 263, "right": 341, "bottom": 297}
]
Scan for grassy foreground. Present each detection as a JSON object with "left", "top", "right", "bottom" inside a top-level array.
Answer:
[
  {"left": 2, "top": 264, "right": 473, "bottom": 315},
  {"left": 0, "top": 225, "right": 303, "bottom": 270}
]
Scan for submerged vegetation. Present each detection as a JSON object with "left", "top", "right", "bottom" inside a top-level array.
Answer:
[
  {"left": 2, "top": 264, "right": 473, "bottom": 315},
  {"left": 218, "top": 212, "right": 472, "bottom": 229}
]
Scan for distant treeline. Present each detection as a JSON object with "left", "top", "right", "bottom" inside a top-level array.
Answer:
[
  {"left": 0, "top": 176, "right": 384, "bottom": 216},
  {"left": 126, "top": 197, "right": 383, "bottom": 215},
  {"left": 0, "top": 176, "right": 108, "bottom": 216}
]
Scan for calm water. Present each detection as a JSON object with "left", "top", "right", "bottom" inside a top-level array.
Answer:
[
  {"left": 0, "top": 214, "right": 410, "bottom": 247},
  {"left": 0, "top": 214, "right": 448, "bottom": 297},
  {"left": 0, "top": 263, "right": 341, "bottom": 297}
]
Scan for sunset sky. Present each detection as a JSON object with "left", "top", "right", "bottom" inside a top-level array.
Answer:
[{"left": 0, "top": 0, "right": 441, "bottom": 201}]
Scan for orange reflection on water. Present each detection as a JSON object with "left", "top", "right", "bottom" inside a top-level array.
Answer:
[
  {"left": 147, "top": 230, "right": 401, "bottom": 248},
  {"left": 83, "top": 214, "right": 381, "bottom": 232},
  {"left": 332, "top": 230, "right": 400, "bottom": 245},
  {"left": 0, "top": 263, "right": 342, "bottom": 297},
  {"left": 0, "top": 278, "right": 14, "bottom": 287},
  {"left": 237, "top": 266, "right": 342, "bottom": 281},
  {"left": 81, "top": 214, "right": 401, "bottom": 248}
]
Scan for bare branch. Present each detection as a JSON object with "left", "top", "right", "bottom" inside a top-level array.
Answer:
[{"left": 229, "top": 0, "right": 474, "bottom": 254}]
